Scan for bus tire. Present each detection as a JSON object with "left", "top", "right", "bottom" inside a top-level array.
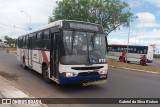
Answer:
[
  {"left": 42, "top": 65, "right": 51, "bottom": 83},
  {"left": 22, "top": 57, "right": 27, "bottom": 69}
]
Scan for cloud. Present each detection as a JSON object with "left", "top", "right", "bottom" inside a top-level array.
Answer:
[
  {"left": 135, "top": 12, "right": 160, "bottom": 28},
  {"left": 131, "top": 0, "right": 146, "bottom": 7},
  {"left": 108, "top": 37, "right": 158, "bottom": 46},
  {"left": 137, "top": 29, "right": 160, "bottom": 39},
  {"left": 0, "top": 0, "right": 57, "bottom": 37},
  {"left": 108, "top": 27, "right": 160, "bottom": 46},
  {"left": 136, "top": 23, "right": 160, "bottom": 28},
  {"left": 147, "top": 0, "right": 160, "bottom": 8},
  {"left": 108, "top": 38, "right": 127, "bottom": 45},
  {"left": 136, "top": 12, "right": 156, "bottom": 22}
]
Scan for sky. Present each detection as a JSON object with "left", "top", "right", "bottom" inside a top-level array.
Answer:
[
  {"left": 0, "top": 0, "right": 160, "bottom": 47},
  {"left": 109, "top": 0, "right": 160, "bottom": 47},
  {"left": 0, "top": 0, "right": 56, "bottom": 39}
]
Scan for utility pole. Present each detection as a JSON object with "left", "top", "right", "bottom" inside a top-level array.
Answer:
[
  {"left": 21, "top": 11, "right": 32, "bottom": 31},
  {"left": 126, "top": 1, "right": 134, "bottom": 63}
]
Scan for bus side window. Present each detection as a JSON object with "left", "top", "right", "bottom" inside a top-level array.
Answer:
[
  {"left": 110, "top": 47, "right": 112, "bottom": 51},
  {"left": 144, "top": 49, "right": 147, "bottom": 54},
  {"left": 26, "top": 35, "right": 29, "bottom": 48},
  {"left": 111, "top": 47, "right": 114, "bottom": 52},
  {"left": 23, "top": 36, "right": 26, "bottom": 48},
  {"left": 32, "top": 33, "right": 35, "bottom": 49},
  {"left": 128, "top": 47, "right": 130, "bottom": 53},
  {"left": 117, "top": 47, "right": 119, "bottom": 52},
  {"left": 42, "top": 30, "right": 50, "bottom": 50},
  {"left": 108, "top": 46, "right": 110, "bottom": 51},
  {"left": 120, "top": 47, "right": 122, "bottom": 52},
  {"left": 109, "top": 46, "right": 112, "bottom": 51},
  {"left": 134, "top": 48, "right": 136, "bottom": 53},
  {"left": 35, "top": 32, "right": 42, "bottom": 49},
  {"left": 28, "top": 34, "right": 33, "bottom": 49}
]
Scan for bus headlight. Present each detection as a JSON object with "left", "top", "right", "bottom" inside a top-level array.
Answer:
[
  {"left": 99, "top": 70, "right": 107, "bottom": 74},
  {"left": 62, "top": 72, "right": 77, "bottom": 77}
]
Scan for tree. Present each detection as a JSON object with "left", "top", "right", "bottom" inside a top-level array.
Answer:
[
  {"left": 4, "top": 36, "right": 17, "bottom": 48},
  {"left": 49, "top": 0, "right": 136, "bottom": 36}
]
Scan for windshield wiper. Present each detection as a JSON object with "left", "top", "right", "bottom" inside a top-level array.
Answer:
[{"left": 91, "top": 33, "right": 96, "bottom": 48}]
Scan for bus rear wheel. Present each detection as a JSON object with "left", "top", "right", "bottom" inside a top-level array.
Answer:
[{"left": 42, "top": 66, "right": 51, "bottom": 83}]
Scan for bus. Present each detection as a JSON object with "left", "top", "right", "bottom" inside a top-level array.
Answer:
[
  {"left": 108, "top": 44, "right": 153, "bottom": 65},
  {"left": 17, "top": 20, "right": 108, "bottom": 84}
]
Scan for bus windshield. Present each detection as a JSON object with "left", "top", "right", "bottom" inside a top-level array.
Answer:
[{"left": 61, "top": 30, "right": 107, "bottom": 65}]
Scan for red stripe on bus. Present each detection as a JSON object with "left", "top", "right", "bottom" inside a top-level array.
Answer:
[{"left": 41, "top": 51, "right": 49, "bottom": 65}]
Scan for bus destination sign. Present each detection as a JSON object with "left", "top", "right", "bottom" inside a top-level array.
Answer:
[{"left": 69, "top": 22, "right": 99, "bottom": 31}]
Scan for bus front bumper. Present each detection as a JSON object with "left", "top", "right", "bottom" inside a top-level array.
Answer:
[{"left": 59, "top": 74, "right": 108, "bottom": 85}]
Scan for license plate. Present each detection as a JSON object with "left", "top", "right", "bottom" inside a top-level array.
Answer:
[{"left": 100, "top": 74, "right": 106, "bottom": 78}]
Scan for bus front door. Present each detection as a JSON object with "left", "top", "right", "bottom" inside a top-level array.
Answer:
[
  {"left": 28, "top": 37, "right": 32, "bottom": 68},
  {"left": 50, "top": 33, "right": 59, "bottom": 79}
]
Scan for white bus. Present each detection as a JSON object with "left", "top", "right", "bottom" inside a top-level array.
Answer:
[
  {"left": 17, "top": 20, "right": 108, "bottom": 84},
  {"left": 107, "top": 44, "right": 153, "bottom": 65}
]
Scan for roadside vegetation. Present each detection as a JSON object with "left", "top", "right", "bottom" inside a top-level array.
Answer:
[
  {"left": 0, "top": 36, "right": 16, "bottom": 54},
  {"left": 108, "top": 60, "right": 160, "bottom": 73},
  {"left": 49, "top": 0, "right": 136, "bottom": 47},
  {"left": 154, "top": 54, "right": 160, "bottom": 58}
]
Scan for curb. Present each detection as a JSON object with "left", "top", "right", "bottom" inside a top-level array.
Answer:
[
  {"left": 109, "top": 65, "right": 160, "bottom": 75},
  {"left": 0, "top": 76, "right": 47, "bottom": 107}
]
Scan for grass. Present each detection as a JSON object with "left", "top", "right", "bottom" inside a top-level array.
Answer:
[
  {"left": 108, "top": 60, "right": 160, "bottom": 73},
  {"left": 4, "top": 48, "right": 16, "bottom": 51},
  {"left": 0, "top": 47, "right": 16, "bottom": 51}
]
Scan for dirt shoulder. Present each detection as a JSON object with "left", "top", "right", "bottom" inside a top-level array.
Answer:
[
  {"left": 108, "top": 60, "right": 160, "bottom": 73},
  {"left": 0, "top": 48, "right": 17, "bottom": 55}
]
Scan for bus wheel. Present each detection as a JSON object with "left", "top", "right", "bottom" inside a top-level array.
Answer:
[
  {"left": 22, "top": 57, "right": 27, "bottom": 69},
  {"left": 42, "top": 66, "right": 51, "bottom": 83},
  {"left": 119, "top": 56, "right": 122, "bottom": 62}
]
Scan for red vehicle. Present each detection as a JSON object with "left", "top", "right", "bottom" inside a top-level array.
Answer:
[{"left": 121, "top": 51, "right": 126, "bottom": 62}]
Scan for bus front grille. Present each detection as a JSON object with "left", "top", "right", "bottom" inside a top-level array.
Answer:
[
  {"left": 78, "top": 72, "right": 98, "bottom": 76},
  {"left": 71, "top": 66, "right": 103, "bottom": 70}
]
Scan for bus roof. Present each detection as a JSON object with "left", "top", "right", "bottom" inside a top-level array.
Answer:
[
  {"left": 18, "top": 20, "right": 102, "bottom": 38},
  {"left": 109, "top": 44, "right": 148, "bottom": 47}
]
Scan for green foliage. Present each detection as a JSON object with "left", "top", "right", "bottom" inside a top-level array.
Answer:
[
  {"left": 4, "top": 36, "right": 17, "bottom": 48},
  {"left": 154, "top": 54, "right": 160, "bottom": 58},
  {"left": 49, "top": 0, "right": 136, "bottom": 36}
]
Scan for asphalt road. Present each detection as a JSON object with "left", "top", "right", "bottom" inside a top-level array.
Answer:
[
  {"left": 148, "top": 58, "right": 160, "bottom": 67},
  {"left": 108, "top": 58, "right": 160, "bottom": 68},
  {"left": 0, "top": 50, "right": 160, "bottom": 107}
]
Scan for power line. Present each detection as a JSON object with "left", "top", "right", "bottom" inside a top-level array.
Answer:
[{"left": 0, "top": 23, "right": 27, "bottom": 30}]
